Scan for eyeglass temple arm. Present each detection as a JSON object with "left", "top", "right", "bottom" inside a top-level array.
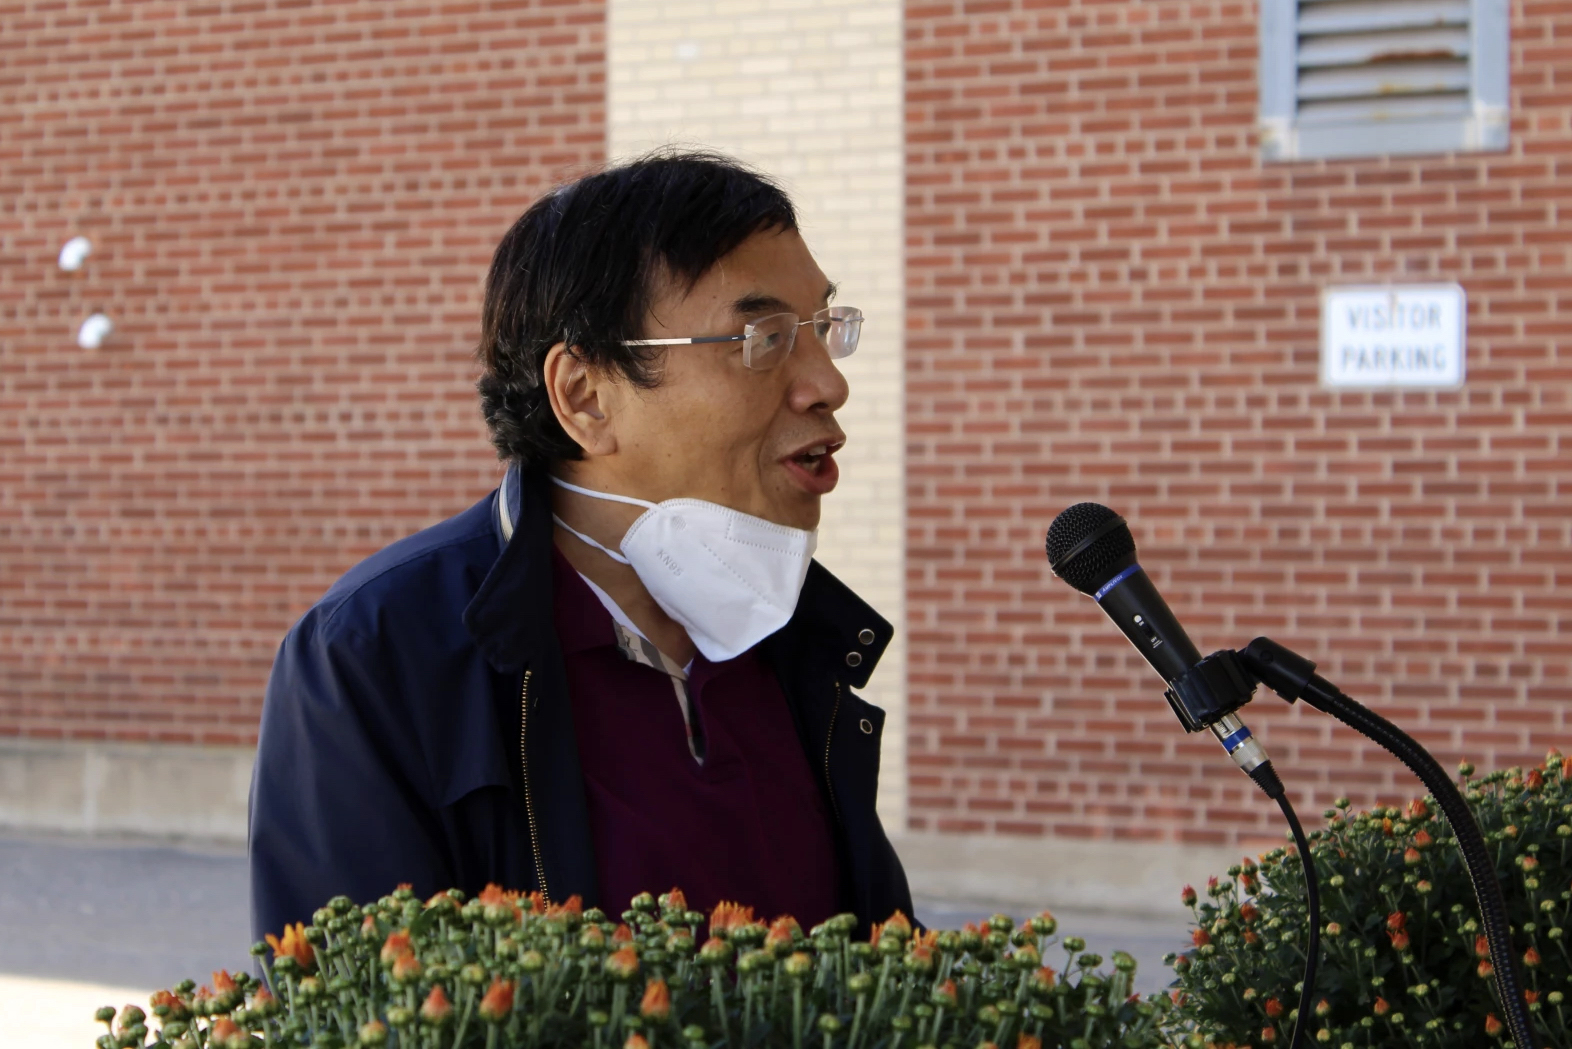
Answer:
[
  {"left": 622, "top": 335, "right": 747, "bottom": 346},
  {"left": 623, "top": 313, "right": 855, "bottom": 348}
]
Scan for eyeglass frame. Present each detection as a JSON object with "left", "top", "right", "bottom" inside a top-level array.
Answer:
[{"left": 620, "top": 305, "right": 863, "bottom": 370}]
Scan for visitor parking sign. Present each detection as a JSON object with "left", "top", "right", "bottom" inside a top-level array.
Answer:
[{"left": 1320, "top": 284, "right": 1466, "bottom": 390}]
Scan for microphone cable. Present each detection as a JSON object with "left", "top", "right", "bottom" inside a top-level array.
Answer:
[{"left": 1240, "top": 758, "right": 1320, "bottom": 1049}]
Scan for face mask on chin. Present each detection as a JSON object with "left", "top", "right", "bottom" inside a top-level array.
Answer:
[{"left": 548, "top": 476, "right": 817, "bottom": 663}]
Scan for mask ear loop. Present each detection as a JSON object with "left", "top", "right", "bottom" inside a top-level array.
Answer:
[{"left": 549, "top": 475, "right": 656, "bottom": 566}]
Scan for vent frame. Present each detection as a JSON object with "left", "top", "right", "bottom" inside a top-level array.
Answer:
[{"left": 1258, "top": 0, "right": 1509, "bottom": 162}]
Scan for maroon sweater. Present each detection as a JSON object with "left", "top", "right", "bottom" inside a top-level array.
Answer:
[{"left": 552, "top": 548, "right": 842, "bottom": 927}]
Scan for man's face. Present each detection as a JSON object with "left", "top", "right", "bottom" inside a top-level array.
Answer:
[{"left": 585, "top": 226, "right": 849, "bottom": 530}]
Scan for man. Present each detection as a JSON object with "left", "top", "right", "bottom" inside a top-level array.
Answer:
[{"left": 248, "top": 152, "right": 912, "bottom": 941}]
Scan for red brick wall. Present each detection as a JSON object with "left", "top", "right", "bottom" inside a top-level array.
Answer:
[
  {"left": 905, "top": 0, "right": 1572, "bottom": 848},
  {"left": 0, "top": 0, "right": 604, "bottom": 744}
]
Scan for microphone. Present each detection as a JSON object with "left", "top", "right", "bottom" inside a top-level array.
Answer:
[
  {"left": 1044, "top": 502, "right": 1200, "bottom": 682},
  {"left": 1047, "top": 503, "right": 1331, "bottom": 1049},
  {"left": 1045, "top": 502, "right": 1264, "bottom": 776}
]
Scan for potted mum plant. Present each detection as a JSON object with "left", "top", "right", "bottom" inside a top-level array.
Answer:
[{"left": 96, "top": 889, "right": 1172, "bottom": 1049}]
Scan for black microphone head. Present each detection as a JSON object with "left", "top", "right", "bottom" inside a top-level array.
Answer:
[{"left": 1045, "top": 502, "right": 1138, "bottom": 595}]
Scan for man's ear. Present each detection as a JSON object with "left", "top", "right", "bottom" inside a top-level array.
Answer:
[{"left": 543, "top": 342, "right": 618, "bottom": 457}]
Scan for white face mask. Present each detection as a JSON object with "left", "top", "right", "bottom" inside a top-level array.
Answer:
[{"left": 549, "top": 476, "right": 817, "bottom": 663}]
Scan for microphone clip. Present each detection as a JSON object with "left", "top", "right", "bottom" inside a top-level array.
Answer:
[{"left": 1163, "top": 649, "right": 1258, "bottom": 732}]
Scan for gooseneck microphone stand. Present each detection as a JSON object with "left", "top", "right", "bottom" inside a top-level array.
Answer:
[
  {"left": 1239, "top": 637, "right": 1540, "bottom": 1049},
  {"left": 1045, "top": 502, "right": 1543, "bottom": 1049}
]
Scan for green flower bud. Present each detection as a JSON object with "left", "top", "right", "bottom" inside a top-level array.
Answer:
[
  {"left": 847, "top": 973, "right": 873, "bottom": 996},
  {"left": 1062, "top": 937, "right": 1086, "bottom": 952},
  {"left": 738, "top": 949, "right": 772, "bottom": 975},
  {"left": 95, "top": 1007, "right": 116, "bottom": 1025},
  {"left": 817, "top": 1015, "right": 842, "bottom": 1034},
  {"left": 358, "top": 1020, "right": 388, "bottom": 1047}
]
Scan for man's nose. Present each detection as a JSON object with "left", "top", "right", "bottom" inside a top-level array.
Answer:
[{"left": 787, "top": 333, "right": 850, "bottom": 414}]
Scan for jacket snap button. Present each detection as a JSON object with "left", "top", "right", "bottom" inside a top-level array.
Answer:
[
  {"left": 844, "top": 651, "right": 863, "bottom": 668},
  {"left": 858, "top": 628, "right": 876, "bottom": 645},
  {"left": 859, "top": 718, "right": 873, "bottom": 734}
]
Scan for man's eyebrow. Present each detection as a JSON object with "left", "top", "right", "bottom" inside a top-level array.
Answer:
[
  {"left": 729, "top": 281, "right": 839, "bottom": 317},
  {"left": 729, "top": 292, "right": 794, "bottom": 317}
]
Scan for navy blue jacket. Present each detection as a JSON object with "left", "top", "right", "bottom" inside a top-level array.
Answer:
[{"left": 248, "top": 466, "right": 912, "bottom": 941}]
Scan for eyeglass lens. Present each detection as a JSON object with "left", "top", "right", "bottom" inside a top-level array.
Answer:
[{"left": 743, "top": 307, "right": 863, "bottom": 370}]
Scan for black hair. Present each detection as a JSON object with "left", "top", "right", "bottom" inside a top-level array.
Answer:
[{"left": 475, "top": 150, "right": 798, "bottom": 468}]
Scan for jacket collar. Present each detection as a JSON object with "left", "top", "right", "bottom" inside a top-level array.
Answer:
[{"left": 462, "top": 464, "right": 893, "bottom": 684}]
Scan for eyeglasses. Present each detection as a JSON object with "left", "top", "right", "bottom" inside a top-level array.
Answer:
[{"left": 621, "top": 306, "right": 863, "bottom": 371}]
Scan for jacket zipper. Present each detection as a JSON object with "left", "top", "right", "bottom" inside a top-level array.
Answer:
[
  {"left": 823, "top": 681, "right": 843, "bottom": 825},
  {"left": 519, "top": 669, "right": 551, "bottom": 904}
]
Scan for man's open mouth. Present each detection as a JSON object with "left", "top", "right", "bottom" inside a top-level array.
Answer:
[{"left": 789, "top": 440, "right": 843, "bottom": 475}]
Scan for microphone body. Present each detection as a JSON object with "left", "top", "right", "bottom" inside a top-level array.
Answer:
[{"left": 1091, "top": 563, "right": 1203, "bottom": 684}]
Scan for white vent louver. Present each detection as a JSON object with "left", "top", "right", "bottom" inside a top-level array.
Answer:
[{"left": 1296, "top": 0, "right": 1472, "bottom": 127}]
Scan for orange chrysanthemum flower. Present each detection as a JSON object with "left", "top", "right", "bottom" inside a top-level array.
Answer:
[
  {"left": 545, "top": 895, "right": 584, "bottom": 920},
  {"left": 421, "top": 985, "right": 453, "bottom": 1025},
  {"left": 478, "top": 884, "right": 522, "bottom": 923},
  {"left": 264, "top": 922, "right": 316, "bottom": 972},
  {"left": 640, "top": 978, "right": 671, "bottom": 1022},
  {"left": 209, "top": 1018, "right": 247, "bottom": 1048},
  {"left": 764, "top": 917, "right": 796, "bottom": 955},
  {"left": 709, "top": 900, "right": 756, "bottom": 938},
  {"left": 478, "top": 979, "right": 514, "bottom": 1022},
  {"left": 605, "top": 946, "right": 640, "bottom": 981},
  {"left": 381, "top": 930, "right": 412, "bottom": 965}
]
